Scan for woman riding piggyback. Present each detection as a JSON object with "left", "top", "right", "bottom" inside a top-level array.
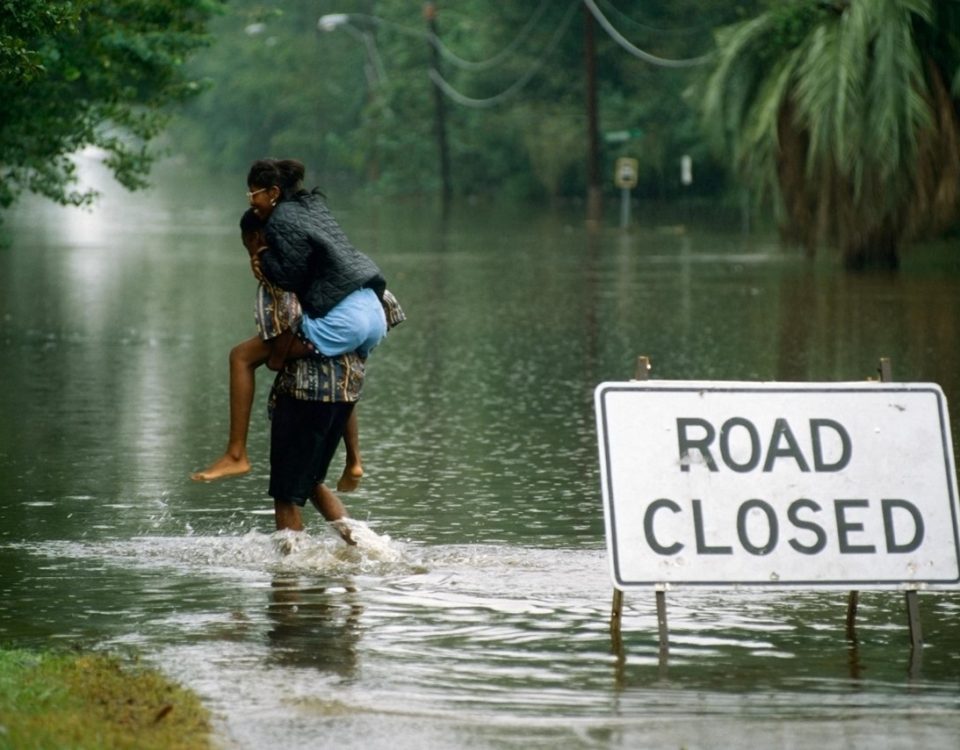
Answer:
[{"left": 247, "top": 158, "right": 387, "bottom": 359}]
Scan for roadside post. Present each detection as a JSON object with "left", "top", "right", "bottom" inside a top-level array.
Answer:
[
  {"left": 680, "top": 155, "right": 693, "bottom": 187},
  {"left": 598, "top": 356, "right": 960, "bottom": 667},
  {"left": 614, "top": 157, "right": 638, "bottom": 230},
  {"left": 846, "top": 357, "right": 894, "bottom": 642}
]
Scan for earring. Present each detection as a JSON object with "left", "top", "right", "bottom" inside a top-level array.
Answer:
[{"left": 271, "top": 199, "right": 276, "bottom": 206}]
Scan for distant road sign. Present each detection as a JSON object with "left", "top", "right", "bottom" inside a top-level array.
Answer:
[
  {"left": 604, "top": 128, "right": 643, "bottom": 144},
  {"left": 595, "top": 381, "right": 960, "bottom": 590},
  {"left": 680, "top": 154, "right": 692, "bottom": 186},
  {"left": 615, "top": 158, "right": 638, "bottom": 189}
]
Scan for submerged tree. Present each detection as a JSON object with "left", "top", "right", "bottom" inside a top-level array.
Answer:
[
  {"left": 701, "top": 0, "right": 960, "bottom": 269},
  {"left": 0, "top": 0, "right": 225, "bottom": 211}
]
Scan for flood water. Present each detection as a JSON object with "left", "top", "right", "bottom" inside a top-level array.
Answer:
[{"left": 1, "top": 153, "right": 959, "bottom": 749}]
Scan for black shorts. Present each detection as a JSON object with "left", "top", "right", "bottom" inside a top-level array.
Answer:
[{"left": 268, "top": 395, "right": 355, "bottom": 506}]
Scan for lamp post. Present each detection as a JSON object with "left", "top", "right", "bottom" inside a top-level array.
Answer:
[
  {"left": 423, "top": 3, "right": 452, "bottom": 213},
  {"left": 318, "top": 13, "right": 388, "bottom": 184},
  {"left": 318, "top": 11, "right": 451, "bottom": 211},
  {"left": 318, "top": 14, "right": 387, "bottom": 88},
  {"left": 583, "top": 4, "right": 602, "bottom": 224}
]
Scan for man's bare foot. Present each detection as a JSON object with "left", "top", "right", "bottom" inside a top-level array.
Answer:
[
  {"left": 336, "top": 464, "right": 364, "bottom": 492},
  {"left": 330, "top": 519, "right": 358, "bottom": 546},
  {"left": 190, "top": 454, "right": 251, "bottom": 482}
]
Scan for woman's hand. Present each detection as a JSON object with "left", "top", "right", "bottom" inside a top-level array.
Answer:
[{"left": 250, "top": 247, "right": 267, "bottom": 282}]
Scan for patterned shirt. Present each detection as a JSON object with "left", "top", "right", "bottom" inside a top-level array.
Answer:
[
  {"left": 254, "top": 282, "right": 365, "bottom": 405},
  {"left": 381, "top": 289, "right": 406, "bottom": 329}
]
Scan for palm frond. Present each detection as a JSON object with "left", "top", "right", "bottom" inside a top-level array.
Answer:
[
  {"left": 701, "top": 14, "right": 775, "bottom": 154},
  {"left": 699, "top": 0, "right": 955, "bottom": 264}
]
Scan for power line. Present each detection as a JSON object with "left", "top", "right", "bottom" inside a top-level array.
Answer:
[
  {"left": 582, "top": 0, "right": 714, "bottom": 68},
  {"left": 325, "top": 1, "right": 713, "bottom": 109},
  {"left": 428, "top": 0, "right": 580, "bottom": 109},
  {"left": 431, "top": 0, "right": 553, "bottom": 72},
  {"left": 323, "top": 2, "right": 555, "bottom": 73},
  {"left": 595, "top": 0, "right": 713, "bottom": 37}
]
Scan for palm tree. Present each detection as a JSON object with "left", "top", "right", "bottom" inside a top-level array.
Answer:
[{"left": 701, "top": 0, "right": 960, "bottom": 269}]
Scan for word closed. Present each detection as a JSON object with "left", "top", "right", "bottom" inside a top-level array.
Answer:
[{"left": 595, "top": 381, "right": 960, "bottom": 589}]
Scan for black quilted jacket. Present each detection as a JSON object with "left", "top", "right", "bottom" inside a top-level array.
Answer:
[{"left": 260, "top": 191, "right": 386, "bottom": 318}]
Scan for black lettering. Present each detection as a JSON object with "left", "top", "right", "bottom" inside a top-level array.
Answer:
[
  {"left": 677, "top": 418, "right": 718, "bottom": 472},
  {"left": 882, "top": 499, "right": 925, "bottom": 553},
  {"left": 719, "top": 417, "right": 761, "bottom": 473},
  {"left": 787, "top": 498, "right": 827, "bottom": 554},
  {"left": 644, "top": 499, "right": 684, "bottom": 555},
  {"left": 737, "top": 499, "right": 778, "bottom": 555},
  {"left": 835, "top": 499, "right": 876, "bottom": 553},
  {"left": 763, "top": 418, "right": 810, "bottom": 472},
  {"left": 811, "top": 419, "right": 852, "bottom": 472},
  {"left": 692, "top": 499, "right": 733, "bottom": 554}
]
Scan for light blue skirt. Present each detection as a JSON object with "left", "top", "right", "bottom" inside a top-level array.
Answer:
[{"left": 299, "top": 287, "right": 387, "bottom": 357}]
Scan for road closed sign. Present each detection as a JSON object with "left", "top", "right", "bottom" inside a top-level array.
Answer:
[{"left": 595, "top": 381, "right": 960, "bottom": 589}]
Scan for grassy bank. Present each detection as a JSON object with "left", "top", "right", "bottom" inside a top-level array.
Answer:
[{"left": 0, "top": 648, "right": 212, "bottom": 750}]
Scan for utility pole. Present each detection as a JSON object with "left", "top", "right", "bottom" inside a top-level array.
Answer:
[
  {"left": 583, "top": 2, "right": 602, "bottom": 224},
  {"left": 424, "top": 2, "right": 452, "bottom": 213}
]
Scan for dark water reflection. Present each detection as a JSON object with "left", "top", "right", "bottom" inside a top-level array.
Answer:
[{"left": 1, "top": 154, "right": 958, "bottom": 748}]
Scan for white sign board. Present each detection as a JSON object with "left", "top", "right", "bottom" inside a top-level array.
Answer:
[
  {"left": 595, "top": 381, "right": 960, "bottom": 590},
  {"left": 614, "top": 157, "right": 638, "bottom": 189}
]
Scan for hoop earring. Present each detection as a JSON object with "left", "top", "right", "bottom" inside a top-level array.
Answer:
[{"left": 270, "top": 199, "right": 277, "bottom": 206}]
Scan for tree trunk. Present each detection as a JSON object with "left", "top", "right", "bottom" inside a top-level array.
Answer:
[{"left": 842, "top": 229, "right": 900, "bottom": 271}]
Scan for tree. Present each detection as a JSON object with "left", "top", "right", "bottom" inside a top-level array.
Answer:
[
  {"left": 701, "top": 0, "right": 960, "bottom": 269},
  {"left": 172, "top": 1, "right": 756, "bottom": 204},
  {"left": 0, "top": 0, "right": 225, "bottom": 211},
  {"left": 170, "top": 0, "right": 379, "bottom": 192}
]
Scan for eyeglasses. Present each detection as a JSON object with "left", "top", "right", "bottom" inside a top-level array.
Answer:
[{"left": 246, "top": 188, "right": 268, "bottom": 199}]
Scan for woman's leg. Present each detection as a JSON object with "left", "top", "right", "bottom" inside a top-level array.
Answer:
[
  {"left": 191, "top": 336, "right": 270, "bottom": 481},
  {"left": 336, "top": 407, "right": 364, "bottom": 492},
  {"left": 265, "top": 329, "right": 311, "bottom": 371}
]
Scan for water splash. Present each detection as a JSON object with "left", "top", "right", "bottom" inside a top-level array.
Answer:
[{"left": 8, "top": 522, "right": 411, "bottom": 578}]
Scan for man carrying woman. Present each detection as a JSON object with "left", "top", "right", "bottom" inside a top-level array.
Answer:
[{"left": 193, "top": 158, "right": 400, "bottom": 542}]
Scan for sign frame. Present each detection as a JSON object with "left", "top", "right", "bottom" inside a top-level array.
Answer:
[{"left": 596, "top": 379, "right": 960, "bottom": 591}]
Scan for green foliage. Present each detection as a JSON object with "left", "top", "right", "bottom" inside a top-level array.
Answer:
[
  {"left": 0, "top": 0, "right": 225, "bottom": 210},
  {"left": 172, "top": 0, "right": 761, "bottom": 201},
  {"left": 700, "top": 0, "right": 960, "bottom": 266},
  {"left": 171, "top": 0, "right": 376, "bottom": 188}
]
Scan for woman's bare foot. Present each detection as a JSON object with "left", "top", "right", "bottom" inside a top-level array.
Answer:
[
  {"left": 336, "top": 463, "right": 364, "bottom": 492},
  {"left": 190, "top": 453, "right": 251, "bottom": 482}
]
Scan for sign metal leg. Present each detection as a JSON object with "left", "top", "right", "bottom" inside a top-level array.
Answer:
[
  {"left": 845, "top": 590, "right": 859, "bottom": 640},
  {"left": 610, "top": 588, "right": 623, "bottom": 635},
  {"left": 905, "top": 590, "right": 923, "bottom": 651},
  {"left": 846, "top": 357, "right": 894, "bottom": 638},
  {"left": 906, "top": 590, "right": 923, "bottom": 678},
  {"left": 656, "top": 590, "right": 669, "bottom": 657}
]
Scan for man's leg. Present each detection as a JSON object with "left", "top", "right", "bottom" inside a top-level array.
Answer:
[
  {"left": 192, "top": 336, "right": 269, "bottom": 481},
  {"left": 311, "top": 483, "right": 356, "bottom": 545},
  {"left": 270, "top": 396, "right": 356, "bottom": 543},
  {"left": 303, "top": 402, "right": 357, "bottom": 544},
  {"left": 274, "top": 499, "right": 304, "bottom": 531}
]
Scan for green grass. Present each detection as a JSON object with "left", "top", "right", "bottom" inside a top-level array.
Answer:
[{"left": 0, "top": 648, "right": 212, "bottom": 750}]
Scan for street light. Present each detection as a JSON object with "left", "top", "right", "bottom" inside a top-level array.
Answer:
[
  {"left": 317, "top": 14, "right": 387, "bottom": 86},
  {"left": 317, "top": 8, "right": 451, "bottom": 211},
  {"left": 318, "top": 14, "right": 350, "bottom": 32}
]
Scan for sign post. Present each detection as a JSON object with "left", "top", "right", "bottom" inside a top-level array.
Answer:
[
  {"left": 847, "top": 357, "right": 896, "bottom": 641},
  {"left": 614, "top": 157, "right": 638, "bottom": 229},
  {"left": 598, "top": 357, "right": 960, "bottom": 659}
]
